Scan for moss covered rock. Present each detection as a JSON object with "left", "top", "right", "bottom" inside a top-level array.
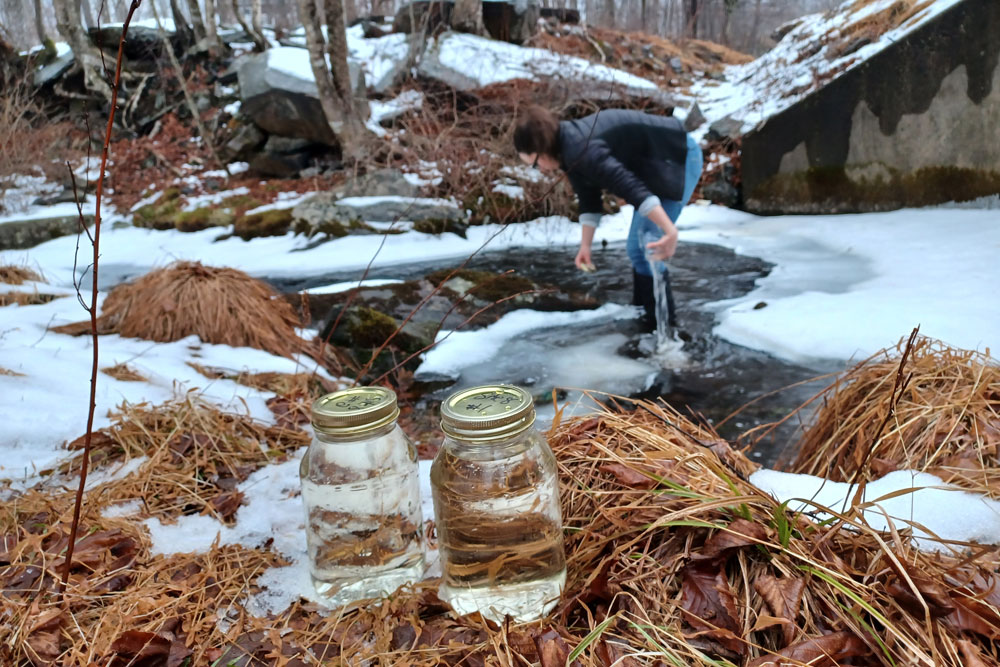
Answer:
[{"left": 234, "top": 209, "right": 294, "bottom": 240}]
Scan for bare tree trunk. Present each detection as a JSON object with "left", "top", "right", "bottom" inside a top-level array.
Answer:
[
  {"left": 80, "top": 0, "right": 97, "bottom": 27},
  {"left": 33, "top": 0, "right": 50, "bottom": 46},
  {"left": 323, "top": 0, "right": 369, "bottom": 159},
  {"left": 169, "top": 0, "right": 197, "bottom": 48},
  {"left": 232, "top": 0, "right": 268, "bottom": 50},
  {"left": 451, "top": 0, "right": 484, "bottom": 34},
  {"left": 296, "top": 0, "right": 370, "bottom": 162},
  {"left": 203, "top": 0, "right": 222, "bottom": 53},
  {"left": 53, "top": 0, "right": 112, "bottom": 100},
  {"left": 685, "top": 0, "right": 699, "bottom": 38},
  {"left": 185, "top": 0, "right": 209, "bottom": 43},
  {"left": 251, "top": 0, "right": 265, "bottom": 45}
]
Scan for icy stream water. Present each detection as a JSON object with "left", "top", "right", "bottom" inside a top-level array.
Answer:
[{"left": 270, "top": 241, "right": 842, "bottom": 466}]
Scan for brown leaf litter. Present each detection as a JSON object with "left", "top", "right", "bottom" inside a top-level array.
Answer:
[{"left": 1, "top": 340, "right": 998, "bottom": 665}]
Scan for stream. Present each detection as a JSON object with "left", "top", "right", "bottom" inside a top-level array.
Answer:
[{"left": 271, "top": 239, "right": 845, "bottom": 467}]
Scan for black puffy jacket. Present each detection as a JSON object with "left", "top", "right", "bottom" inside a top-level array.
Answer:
[{"left": 558, "top": 109, "right": 689, "bottom": 216}]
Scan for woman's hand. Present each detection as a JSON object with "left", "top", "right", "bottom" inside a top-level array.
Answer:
[
  {"left": 575, "top": 245, "right": 595, "bottom": 271},
  {"left": 646, "top": 232, "right": 678, "bottom": 261}
]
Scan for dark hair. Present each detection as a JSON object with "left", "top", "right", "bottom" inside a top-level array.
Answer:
[{"left": 513, "top": 105, "right": 560, "bottom": 158}]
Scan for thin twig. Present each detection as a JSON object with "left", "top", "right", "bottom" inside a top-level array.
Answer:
[{"left": 61, "top": 0, "right": 144, "bottom": 599}]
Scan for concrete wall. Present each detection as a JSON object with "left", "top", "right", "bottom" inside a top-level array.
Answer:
[{"left": 741, "top": 0, "right": 1000, "bottom": 214}]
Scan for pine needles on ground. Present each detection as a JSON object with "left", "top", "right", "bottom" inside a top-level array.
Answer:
[
  {"left": 786, "top": 336, "right": 1000, "bottom": 498},
  {"left": 52, "top": 261, "right": 309, "bottom": 358}
]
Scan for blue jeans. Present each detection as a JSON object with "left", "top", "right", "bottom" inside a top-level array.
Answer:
[{"left": 627, "top": 134, "right": 703, "bottom": 276}]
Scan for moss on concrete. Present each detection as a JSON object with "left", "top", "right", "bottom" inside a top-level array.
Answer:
[{"left": 748, "top": 165, "right": 1000, "bottom": 214}]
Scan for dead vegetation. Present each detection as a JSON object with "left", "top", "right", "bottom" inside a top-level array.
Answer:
[
  {"left": 61, "top": 397, "right": 310, "bottom": 525},
  {"left": 830, "top": 0, "right": 937, "bottom": 58},
  {"left": 51, "top": 262, "right": 310, "bottom": 359},
  {"left": 783, "top": 336, "right": 1000, "bottom": 499},
  {"left": 100, "top": 363, "right": 148, "bottom": 382},
  {"left": 0, "top": 265, "right": 43, "bottom": 285},
  {"left": 3, "top": 370, "right": 998, "bottom": 665}
]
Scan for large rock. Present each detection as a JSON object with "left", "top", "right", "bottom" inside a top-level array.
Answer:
[
  {"left": 87, "top": 25, "right": 172, "bottom": 60},
  {"left": 335, "top": 168, "right": 422, "bottom": 198},
  {"left": 236, "top": 48, "right": 365, "bottom": 145},
  {"left": 418, "top": 31, "right": 675, "bottom": 108},
  {"left": 742, "top": 0, "right": 1000, "bottom": 213},
  {"left": 292, "top": 192, "right": 466, "bottom": 236},
  {"left": 34, "top": 49, "right": 73, "bottom": 87},
  {"left": 0, "top": 212, "right": 94, "bottom": 251}
]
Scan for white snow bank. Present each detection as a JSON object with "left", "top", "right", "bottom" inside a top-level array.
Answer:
[
  {"left": 0, "top": 292, "right": 326, "bottom": 484},
  {"left": 694, "top": 0, "right": 966, "bottom": 133},
  {"left": 417, "top": 304, "right": 635, "bottom": 378},
  {"left": 681, "top": 204, "right": 1000, "bottom": 365},
  {"left": 751, "top": 468, "right": 1000, "bottom": 552},
  {"left": 428, "top": 31, "right": 658, "bottom": 92},
  {"left": 302, "top": 279, "right": 403, "bottom": 295},
  {"left": 0, "top": 209, "right": 633, "bottom": 286}
]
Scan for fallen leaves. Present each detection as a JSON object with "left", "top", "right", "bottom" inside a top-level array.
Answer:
[
  {"left": 747, "top": 631, "right": 868, "bottom": 666},
  {"left": 680, "top": 562, "right": 744, "bottom": 654},
  {"left": 754, "top": 575, "right": 805, "bottom": 646}
]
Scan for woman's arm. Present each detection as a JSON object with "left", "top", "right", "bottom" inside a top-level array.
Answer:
[
  {"left": 644, "top": 205, "right": 679, "bottom": 261},
  {"left": 576, "top": 224, "right": 596, "bottom": 270}
]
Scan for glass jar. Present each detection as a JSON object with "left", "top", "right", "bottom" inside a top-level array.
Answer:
[
  {"left": 431, "top": 384, "right": 566, "bottom": 623},
  {"left": 300, "top": 387, "right": 424, "bottom": 607}
]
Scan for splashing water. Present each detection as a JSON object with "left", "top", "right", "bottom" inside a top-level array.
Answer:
[{"left": 644, "top": 232, "right": 689, "bottom": 368}]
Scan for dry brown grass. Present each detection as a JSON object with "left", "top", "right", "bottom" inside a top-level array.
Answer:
[
  {"left": 784, "top": 336, "right": 1000, "bottom": 498},
  {"left": 0, "top": 292, "right": 61, "bottom": 307},
  {"left": 0, "top": 265, "right": 43, "bottom": 285},
  {"left": 60, "top": 397, "right": 310, "bottom": 524},
  {"left": 4, "top": 394, "right": 997, "bottom": 665},
  {"left": 832, "top": 0, "right": 937, "bottom": 57},
  {"left": 99, "top": 363, "right": 148, "bottom": 382},
  {"left": 51, "top": 262, "right": 309, "bottom": 358},
  {"left": 0, "top": 366, "right": 24, "bottom": 376}
]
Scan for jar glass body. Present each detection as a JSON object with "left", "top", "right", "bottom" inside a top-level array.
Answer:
[
  {"left": 430, "top": 427, "right": 566, "bottom": 622},
  {"left": 299, "top": 421, "right": 424, "bottom": 606}
]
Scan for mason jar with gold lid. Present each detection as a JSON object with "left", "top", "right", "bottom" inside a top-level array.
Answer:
[
  {"left": 300, "top": 386, "right": 424, "bottom": 606},
  {"left": 431, "top": 384, "right": 566, "bottom": 622}
]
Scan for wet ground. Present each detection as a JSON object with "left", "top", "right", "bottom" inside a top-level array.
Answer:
[{"left": 270, "top": 240, "right": 843, "bottom": 467}]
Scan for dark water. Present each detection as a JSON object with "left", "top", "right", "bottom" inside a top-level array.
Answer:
[{"left": 270, "top": 240, "right": 840, "bottom": 467}]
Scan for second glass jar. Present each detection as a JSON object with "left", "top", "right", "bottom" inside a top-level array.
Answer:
[{"left": 431, "top": 384, "right": 566, "bottom": 623}]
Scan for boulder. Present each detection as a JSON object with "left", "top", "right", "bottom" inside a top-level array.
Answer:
[
  {"left": 87, "top": 25, "right": 172, "bottom": 60},
  {"left": 248, "top": 135, "right": 323, "bottom": 177},
  {"left": 418, "top": 31, "right": 676, "bottom": 109},
  {"left": 706, "top": 115, "right": 743, "bottom": 143},
  {"left": 34, "top": 49, "right": 73, "bottom": 87},
  {"left": 682, "top": 102, "right": 706, "bottom": 132},
  {"left": 539, "top": 7, "right": 580, "bottom": 24},
  {"left": 292, "top": 192, "right": 465, "bottom": 236},
  {"left": 0, "top": 213, "right": 94, "bottom": 251},
  {"left": 701, "top": 168, "right": 740, "bottom": 208},
  {"left": 335, "top": 168, "right": 422, "bottom": 199},
  {"left": 221, "top": 121, "right": 266, "bottom": 162},
  {"left": 236, "top": 47, "right": 365, "bottom": 145}
]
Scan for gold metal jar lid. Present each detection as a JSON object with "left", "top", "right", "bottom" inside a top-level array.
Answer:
[
  {"left": 311, "top": 387, "right": 400, "bottom": 438},
  {"left": 440, "top": 384, "right": 536, "bottom": 442}
]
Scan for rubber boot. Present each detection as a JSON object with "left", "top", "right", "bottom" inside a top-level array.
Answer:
[{"left": 632, "top": 269, "right": 677, "bottom": 332}]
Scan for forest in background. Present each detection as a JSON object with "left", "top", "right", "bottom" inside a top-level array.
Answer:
[{"left": 4, "top": 0, "right": 841, "bottom": 55}]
